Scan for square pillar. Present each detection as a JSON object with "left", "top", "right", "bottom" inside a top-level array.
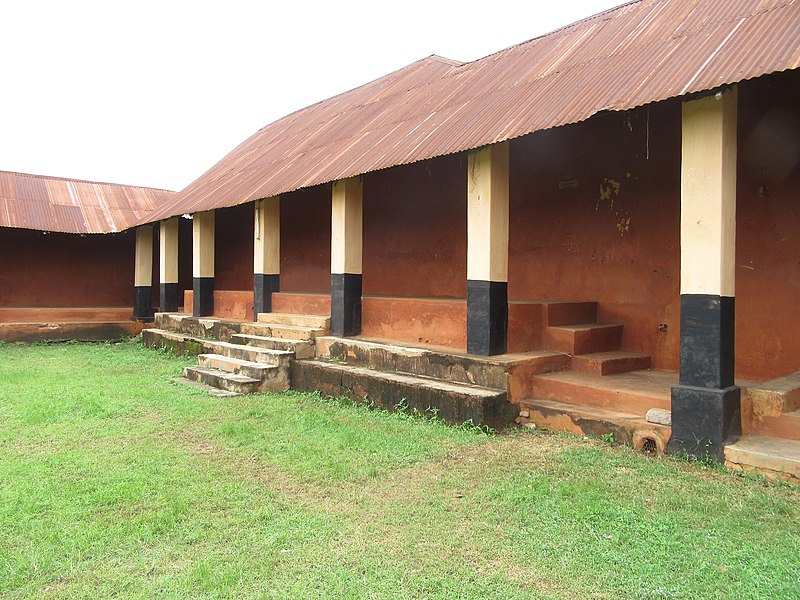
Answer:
[
  {"left": 467, "top": 142, "right": 509, "bottom": 356},
  {"left": 192, "top": 210, "right": 215, "bottom": 317},
  {"left": 670, "top": 87, "right": 741, "bottom": 462},
  {"left": 159, "top": 217, "right": 180, "bottom": 312},
  {"left": 254, "top": 197, "right": 280, "bottom": 319},
  {"left": 331, "top": 177, "right": 362, "bottom": 336},
  {"left": 133, "top": 225, "right": 154, "bottom": 321}
]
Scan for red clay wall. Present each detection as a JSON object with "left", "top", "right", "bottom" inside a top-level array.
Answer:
[
  {"left": 735, "top": 70, "right": 800, "bottom": 380},
  {"left": 0, "top": 227, "right": 137, "bottom": 307},
  {"left": 280, "top": 185, "right": 331, "bottom": 292},
  {"left": 214, "top": 203, "right": 254, "bottom": 291},
  {"left": 363, "top": 155, "right": 467, "bottom": 298},
  {"left": 509, "top": 100, "right": 683, "bottom": 372}
]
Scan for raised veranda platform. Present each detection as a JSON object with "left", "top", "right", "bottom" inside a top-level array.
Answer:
[{"left": 0, "top": 307, "right": 145, "bottom": 343}]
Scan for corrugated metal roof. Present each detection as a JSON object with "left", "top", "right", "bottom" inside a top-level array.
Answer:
[
  {"left": 0, "top": 171, "right": 175, "bottom": 234},
  {"left": 142, "top": 0, "right": 800, "bottom": 224}
]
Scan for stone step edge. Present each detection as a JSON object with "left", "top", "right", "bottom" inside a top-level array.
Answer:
[
  {"left": 145, "top": 328, "right": 293, "bottom": 358},
  {"left": 546, "top": 322, "right": 623, "bottom": 331},
  {"left": 197, "top": 353, "right": 279, "bottom": 372},
  {"left": 176, "top": 376, "right": 240, "bottom": 397},
  {"left": 526, "top": 372, "right": 671, "bottom": 413},
  {"left": 724, "top": 436, "right": 800, "bottom": 483},
  {"left": 230, "top": 333, "right": 313, "bottom": 346},
  {"left": 519, "top": 397, "right": 671, "bottom": 453},
  {"left": 184, "top": 365, "right": 261, "bottom": 384},
  {"left": 300, "top": 359, "right": 505, "bottom": 398},
  {"left": 257, "top": 312, "right": 330, "bottom": 326}
]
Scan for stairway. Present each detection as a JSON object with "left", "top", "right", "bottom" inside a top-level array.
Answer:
[
  {"left": 142, "top": 312, "right": 329, "bottom": 396},
  {"left": 726, "top": 372, "right": 800, "bottom": 484},
  {"left": 518, "top": 301, "right": 666, "bottom": 451},
  {"left": 293, "top": 337, "right": 568, "bottom": 428}
]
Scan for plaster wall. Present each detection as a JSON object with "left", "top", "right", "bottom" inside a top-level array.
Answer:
[
  {"left": 363, "top": 154, "right": 467, "bottom": 298},
  {"left": 735, "top": 70, "right": 800, "bottom": 380},
  {"left": 509, "top": 100, "right": 683, "bottom": 372},
  {"left": 214, "top": 202, "right": 254, "bottom": 291},
  {"left": 280, "top": 186, "right": 332, "bottom": 292},
  {"left": 0, "top": 227, "right": 138, "bottom": 307}
]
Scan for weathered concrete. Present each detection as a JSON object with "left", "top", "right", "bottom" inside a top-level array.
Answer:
[
  {"left": 520, "top": 397, "right": 671, "bottom": 454},
  {"left": 725, "top": 436, "right": 800, "bottom": 485},
  {"left": 0, "top": 321, "right": 144, "bottom": 343},
  {"left": 292, "top": 359, "right": 515, "bottom": 428},
  {"left": 315, "top": 336, "right": 570, "bottom": 401}
]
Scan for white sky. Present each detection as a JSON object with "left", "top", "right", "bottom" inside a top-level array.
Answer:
[{"left": 1, "top": 0, "right": 622, "bottom": 191}]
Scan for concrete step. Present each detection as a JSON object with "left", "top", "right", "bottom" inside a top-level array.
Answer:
[
  {"left": 178, "top": 376, "right": 240, "bottom": 397},
  {"left": 291, "top": 359, "right": 517, "bottom": 428},
  {"left": 197, "top": 353, "right": 275, "bottom": 378},
  {"left": 746, "top": 410, "right": 800, "bottom": 442},
  {"left": 543, "top": 301, "right": 598, "bottom": 326},
  {"left": 571, "top": 351, "right": 651, "bottom": 376},
  {"left": 256, "top": 312, "right": 330, "bottom": 331},
  {"left": 543, "top": 323, "right": 624, "bottom": 355},
  {"left": 725, "top": 435, "right": 800, "bottom": 485},
  {"left": 229, "top": 334, "right": 315, "bottom": 359},
  {"left": 197, "top": 353, "right": 289, "bottom": 391},
  {"left": 519, "top": 398, "right": 670, "bottom": 454},
  {"left": 744, "top": 371, "right": 800, "bottom": 417},
  {"left": 183, "top": 366, "right": 262, "bottom": 395},
  {"left": 527, "top": 369, "right": 673, "bottom": 416},
  {"left": 315, "top": 336, "right": 570, "bottom": 393},
  {"left": 252, "top": 323, "right": 324, "bottom": 341},
  {"left": 143, "top": 328, "right": 292, "bottom": 366}
]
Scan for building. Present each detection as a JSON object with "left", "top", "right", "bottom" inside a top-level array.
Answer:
[
  {"left": 8, "top": 0, "right": 799, "bottom": 477},
  {"left": 0, "top": 170, "right": 175, "bottom": 341}
]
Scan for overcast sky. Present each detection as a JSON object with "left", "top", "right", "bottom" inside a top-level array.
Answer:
[{"left": 2, "top": 1, "right": 622, "bottom": 191}]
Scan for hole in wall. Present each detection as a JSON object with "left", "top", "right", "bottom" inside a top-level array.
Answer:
[{"left": 640, "top": 437, "right": 658, "bottom": 456}]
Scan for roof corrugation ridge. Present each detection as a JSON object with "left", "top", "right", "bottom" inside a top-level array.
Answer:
[
  {"left": 138, "top": 0, "right": 800, "bottom": 226},
  {"left": 0, "top": 170, "right": 175, "bottom": 194}
]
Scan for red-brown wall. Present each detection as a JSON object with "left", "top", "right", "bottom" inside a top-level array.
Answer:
[
  {"left": 0, "top": 227, "right": 136, "bottom": 307},
  {"left": 363, "top": 154, "right": 467, "bottom": 298},
  {"left": 735, "top": 70, "right": 800, "bottom": 380},
  {"left": 509, "top": 100, "right": 683, "bottom": 372},
  {"left": 214, "top": 203, "right": 254, "bottom": 291},
  {"left": 280, "top": 185, "right": 331, "bottom": 292}
]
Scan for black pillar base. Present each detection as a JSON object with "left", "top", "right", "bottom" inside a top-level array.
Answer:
[
  {"left": 669, "top": 384, "right": 741, "bottom": 462},
  {"left": 193, "top": 277, "right": 214, "bottom": 317},
  {"left": 159, "top": 283, "right": 179, "bottom": 313},
  {"left": 254, "top": 274, "right": 280, "bottom": 320},
  {"left": 679, "top": 294, "right": 735, "bottom": 388},
  {"left": 331, "top": 273, "right": 362, "bottom": 337},
  {"left": 133, "top": 285, "right": 154, "bottom": 322},
  {"left": 467, "top": 280, "right": 508, "bottom": 356}
]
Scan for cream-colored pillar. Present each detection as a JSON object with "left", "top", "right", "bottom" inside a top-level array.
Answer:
[
  {"left": 133, "top": 225, "right": 154, "bottom": 320},
  {"left": 254, "top": 197, "right": 280, "bottom": 318},
  {"left": 671, "top": 86, "right": 740, "bottom": 463},
  {"left": 680, "top": 88, "right": 738, "bottom": 298},
  {"left": 159, "top": 217, "right": 179, "bottom": 312},
  {"left": 467, "top": 141, "right": 509, "bottom": 355},
  {"left": 192, "top": 210, "right": 215, "bottom": 317},
  {"left": 330, "top": 177, "right": 363, "bottom": 336}
]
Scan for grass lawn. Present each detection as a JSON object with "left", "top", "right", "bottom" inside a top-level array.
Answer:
[{"left": 0, "top": 341, "right": 798, "bottom": 598}]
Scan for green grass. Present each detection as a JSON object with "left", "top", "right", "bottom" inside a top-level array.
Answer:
[{"left": 0, "top": 341, "right": 798, "bottom": 598}]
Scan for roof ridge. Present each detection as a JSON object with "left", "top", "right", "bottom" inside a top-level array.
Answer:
[
  {"left": 0, "top": 170, "right": 176, "bottom": 194},
  {"left": 460, "top": 0, "right": 642, "bottom": 66}
]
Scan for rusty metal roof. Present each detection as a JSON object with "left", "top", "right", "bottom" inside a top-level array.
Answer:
[
  {"left": 142, "top": 0, "right": 800, "bottom": 224},
  {"left": 0, "top": 171, "right": 175, "bottom": 234}
]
